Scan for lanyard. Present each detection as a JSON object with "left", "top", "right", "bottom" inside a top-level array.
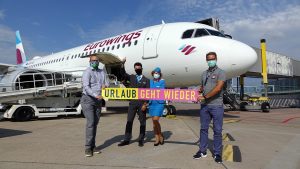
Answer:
[{"left": 204, "top": 67, "right": 217, "bottom": 86}]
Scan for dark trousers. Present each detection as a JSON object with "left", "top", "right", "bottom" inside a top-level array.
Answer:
[
  {"left": 81, "top": 94, "right": 102, "bottom": 150},
  {"left": 199, "top": 104, "right": 224, "bottom": 155},
  {"left": 124, "top": 102, "right": 146, "bottom": 141}
]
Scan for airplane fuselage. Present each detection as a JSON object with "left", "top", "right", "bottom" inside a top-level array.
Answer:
[{"left": 24, "top": 22, "right": 258, "bottom": 87}]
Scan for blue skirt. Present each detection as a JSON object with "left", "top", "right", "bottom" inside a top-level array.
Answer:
[{"left": 149, "top": 104, "right": 164, "bottom": 117}]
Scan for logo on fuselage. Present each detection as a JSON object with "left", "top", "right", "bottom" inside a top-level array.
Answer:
[{"left": 178, "top": 44, "right": 196, "bottom": 55}]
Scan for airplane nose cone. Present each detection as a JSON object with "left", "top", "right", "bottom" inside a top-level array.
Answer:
[{"left": 228, "top": 40, "right": 258, "bottom": 76}]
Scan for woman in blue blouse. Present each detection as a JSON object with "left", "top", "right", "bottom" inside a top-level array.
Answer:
[{"left": 148, "top": 67, "right": 165, "bottom": 146}]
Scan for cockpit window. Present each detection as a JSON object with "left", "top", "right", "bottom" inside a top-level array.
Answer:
[
  {"left": 195, "top": 29, "right": 209, "bottom": 37},
  {"left": 206, "top": 29, "right": 225, "bottom": 37},
  {"left": 182, "top": 29, "right": 194, "bottom": 39}
]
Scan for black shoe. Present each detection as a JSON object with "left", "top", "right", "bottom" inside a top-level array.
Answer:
[
  {"left": 214, "top": 154, "right": 222, "bottom": 163},
  {"left": 118, "top": 140, "right": 130, "bottom": 146},
  {"left": 85, "top": 148, "right": 93, "bottom": 157},
  {"left": 154, "top": 141, "right": 160, "bottom": 146},
  {"left": 138, "top": 140, "right": 144, "bottom": 147},
  {"left": 193, "top": 151, "right": 207, "bottom": 159},
  {"left": 93, "top": 147, "right": 101, "bottom": 154},
  {"left": 159, "top": 136, "right": 165, "bottom": 145}
]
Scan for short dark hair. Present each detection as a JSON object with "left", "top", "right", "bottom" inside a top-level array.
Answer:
[
  {"left": 206, "top": 52, "right": 217, "bottom": 58},
  {"left": 134, "top": 62, "right": 142, "bottom": 68}
]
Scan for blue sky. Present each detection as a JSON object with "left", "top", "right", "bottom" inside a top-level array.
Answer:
[{"left": 0, "top": 0, "right": 300, "bottom": 64}]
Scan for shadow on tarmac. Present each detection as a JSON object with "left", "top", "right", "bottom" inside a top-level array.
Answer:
[
  {"left": 176, "top": 109, "right": 240, "bottom": 119},
  {"left": 0, "top": 128, "right": 32, "bottom": 138}
]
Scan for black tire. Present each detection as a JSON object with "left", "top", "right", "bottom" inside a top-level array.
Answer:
[
  {"left": 261, "top": 102, "right": 270, "bottom": 112},
  {"left": 163, "top": 105, "right": 171, "bottom": 117},
  {"left": 169, "top": 105, "right": 176, "bottom": 115},
  {"left": 240, "top": 102, "right": 248, "bottom": 111},
  {"left": 13, "top": 107, "right": 34, "bottom": 121},
  {"left": 80, "top": 109, "right": 86, "bottom": 118}
]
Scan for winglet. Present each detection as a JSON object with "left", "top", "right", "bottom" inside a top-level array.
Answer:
[{"left": 16, "top": 30, "right": 27, "bottom": 65}]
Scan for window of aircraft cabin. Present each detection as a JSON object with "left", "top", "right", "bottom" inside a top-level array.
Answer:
[
  {"left": 107, "top": 47, "right": 110, "bottom": 51},
  {"left": 182, "top": 29, "right": 194, "bottom": 39},
  {"left": 67, "top": 56, "right": 69, "bottom": 60},
  {"left": 112, "top": 46, "right": 115, "bottom": 50},
  {"left": 117, "top": 44, "right": 120, "bottom": 49},
  {"left": 128, "top": 42, "right": 131, "bottom": 47},
  {"left": 134, "top": 40, "right": 138, "bottom": 45},
  {"left": 98, "top": 49, "right": 101, "bottom": 53},
  {"left": 74, "top": 54, "right": 77, "bottom": 58},
  {"left": 195, "top": 29, "right": 209, "bottom": 37},
  {"left": 71, "top": 55, "right": 74, "bottom": 59},
  {"left": 102, "top": 48, "right": 105, "bottom": 52},
  {"left": 89, "top": 51, "right": 92, "bottom": 55},
  {"left": 82, "top": 53, "right": 84, "bottom": 57},
  {"left": 62, "top": 58, "right": 64, "bottom": 61},
  {"left": 206, "top": 29, "right": 225, "bottom": 37},
  {"left": 93, "top": 50, "right": 96, "bottom": 54},
  {"left": 78, "top": 54, "right": 81, "bottom": 58},
  {"left": 122, "top": 43, "right": 125, "bottom": 48}
]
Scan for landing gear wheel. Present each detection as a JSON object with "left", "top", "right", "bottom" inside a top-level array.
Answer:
[
  {"left": 13, "top": 107, "right": 34, "bottom": 121},
  {"left": 169, "top": 105, "right": 176, "bottom": 115},
  {"left": 261, "top": 102, "right": 270, "bottom": 113},
  {"left": 240, "top": 102, "right": 248, "bottom": 111},
  {"left": 163, "top": 105, "right": 171, "bottom": 117}
]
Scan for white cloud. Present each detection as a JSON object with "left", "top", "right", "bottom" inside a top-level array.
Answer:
[
  {"left": 32, "top": 22, "right": 40, "bottom": 26},
  {"left": 0, "top": 10, "right": 5, "bottom": 20},
  {"left": 70, "top": 4, "right": 155, "bottom": 42},
  {"left": 0, "top": 24, "right": 46, "bottom": 64},
  {"left": 160, "top": 0, "right": 300, "bottom": 59},
  {"left": 223, "top": 5, "right": 300, "bottom": 58},
  {"left": 0, "top": 24, "right": 15, "bottom": 64}
]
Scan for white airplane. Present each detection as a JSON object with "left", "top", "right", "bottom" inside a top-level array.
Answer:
[{"left": 1, "top": 21, "right": 257, "bottom": 89}]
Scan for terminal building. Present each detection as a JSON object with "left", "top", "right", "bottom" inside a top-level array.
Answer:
[{"left": 236, "top": 47, "right": 300, "bottom": 108}]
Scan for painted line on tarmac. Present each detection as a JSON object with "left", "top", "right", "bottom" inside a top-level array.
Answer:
[
  {"left": 224, "top": 119, "right": 240, "bottom": 124},
  {"left": 281, "top": 116, "right": 300, "bottom": 124},
  {"left": 0, "top": 160, "right": 179, "bottom": 169},
  {"left": 222, "top": 133, "right": 235, "bottom": 141},
  {"left": 179, "top": 117, "right": 242, "bottom": 163},
  {"left": 222, "top": 145, "right": 242, "bottom": 162}
]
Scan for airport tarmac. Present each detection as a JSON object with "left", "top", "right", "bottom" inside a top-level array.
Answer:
[{"left": 0, "top": 101, "right": 299, "bottom": 169}]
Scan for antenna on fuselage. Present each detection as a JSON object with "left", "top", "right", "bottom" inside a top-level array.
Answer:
[{"left": 161, "top": 20, "right": 165, "bottom": 24}]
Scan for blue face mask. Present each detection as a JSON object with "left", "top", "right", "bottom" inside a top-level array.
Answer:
[
  {"left": 207, "top": 60, "right": 217, "bottom": 67},
  {"left": 90, "top": 61, "right": 99, "bottom": 69},
  {"left": 153, "top": 73, "right": 160, "bottom": 79}
]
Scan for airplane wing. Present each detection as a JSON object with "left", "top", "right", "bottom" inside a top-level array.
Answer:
[
  {"left": 83, "top": 52, "right": 124, "bottom": 65},
  {"left": 0, "top": 63, "right": 17, "bottom": 74}
]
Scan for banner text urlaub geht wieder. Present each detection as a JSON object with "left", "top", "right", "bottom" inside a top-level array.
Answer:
[{"left": 102, "top": 88, "right": 199, "bottom": 102}]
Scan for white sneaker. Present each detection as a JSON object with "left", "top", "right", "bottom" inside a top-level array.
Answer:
[{"left": 101, "top": 107, "right": 107, "bottom": 112}]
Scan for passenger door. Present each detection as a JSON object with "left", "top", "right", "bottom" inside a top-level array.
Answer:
[{"left": 143, "top": 25, "right": 164, "bottom": 59}]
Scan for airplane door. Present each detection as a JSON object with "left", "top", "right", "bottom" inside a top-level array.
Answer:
[{"left": 143, "top": 25, "right": 164, "bottom": 59}]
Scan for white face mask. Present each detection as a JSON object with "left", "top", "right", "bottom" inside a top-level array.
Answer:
[{"left": 153, "top": 73, "right": 160, "bottom": 79}]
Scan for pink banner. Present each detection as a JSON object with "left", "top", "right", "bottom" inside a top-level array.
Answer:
[{"left": 138, "top": 88, "right": 199, "bottom": 102}]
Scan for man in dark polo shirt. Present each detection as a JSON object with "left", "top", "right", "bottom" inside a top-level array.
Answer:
[{"left": 193, "top": 52, "right": 226, "bottom": 164}]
